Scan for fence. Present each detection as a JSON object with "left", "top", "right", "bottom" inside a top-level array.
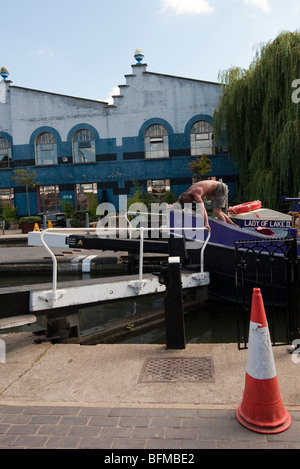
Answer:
[
  {"left": 235, "top": 238, "right": 300, "bottom": 350},
  {"left": 40, "top": 222, "right": 210, "bottom": 298}
]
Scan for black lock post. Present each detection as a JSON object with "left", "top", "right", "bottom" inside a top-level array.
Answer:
[{"left": 161, "top": 257, "right": 186, "bottom": 349}]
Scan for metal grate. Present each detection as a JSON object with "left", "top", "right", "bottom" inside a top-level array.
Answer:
[{"left": 139, "top": 357, "right": 214, "bottom": 383}]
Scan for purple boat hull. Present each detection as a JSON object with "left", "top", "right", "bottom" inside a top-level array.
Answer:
[
  {"left": 173, "top": 215, "right": 300, "bottom": 306},
  {"left": 202, "top": 218, "right": 299, "bottom": 305}
]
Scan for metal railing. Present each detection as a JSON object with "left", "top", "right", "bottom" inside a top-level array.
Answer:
[
  {"left": 125, "top": 208, "right": 210, "bottom": 274},
  {"left": 235, "top": 237, "right": 300, "bottom": 349},
  {"left": 40, "top": 221, "right": 210, "bottom": 296}
]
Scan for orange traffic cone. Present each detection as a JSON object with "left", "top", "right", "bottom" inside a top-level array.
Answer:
[{"left": 236, "top": 288, "right": 291, "bottom": 434}]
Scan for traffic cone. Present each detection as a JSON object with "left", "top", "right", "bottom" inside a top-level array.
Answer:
[
  {"left": 236, "top": 288, "right": 291, "bottom": 434},
  {"left": 33, "top": 223, "right": 40, "bottom": 231},
  {"left": 47, "top": 220, "right": 53, "bottom": 228}
]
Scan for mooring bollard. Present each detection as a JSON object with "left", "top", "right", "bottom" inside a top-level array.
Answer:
[{"left": 159, "top": 256, "right": 186, "bottom": 350}]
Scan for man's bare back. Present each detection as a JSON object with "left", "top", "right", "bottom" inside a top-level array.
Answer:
[
  {"left": 176, "top": 180, "right": 237, "bottom": 229},
  {"left": 186, "top": 180, "right": 219, "bottom": 203}
]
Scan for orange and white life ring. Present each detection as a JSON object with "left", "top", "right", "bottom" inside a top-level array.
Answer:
[{"left": 229, "top": 200, "right": 262, "bottom": 215}]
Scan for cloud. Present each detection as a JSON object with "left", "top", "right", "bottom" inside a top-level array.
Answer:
[
  {"left": 30, "top": 48, "right": 58, "bottom": 59},
  {"left": 161, "top": 0, "right": 215, "bottom": 15},
  {"left": 245, "top": 0, "right": 272, "bottom": 13},
  {"left": 103, "top": 86, "right": 120, "bottom": 105}
]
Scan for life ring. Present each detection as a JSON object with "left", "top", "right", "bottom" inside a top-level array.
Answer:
[{"left": 229, "top": 200, "right": 262, "bottom": 215}]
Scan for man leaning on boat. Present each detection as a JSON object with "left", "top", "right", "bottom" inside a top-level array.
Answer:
[{"left": 174, "top": 180, "right": 237, "bottom": 231}]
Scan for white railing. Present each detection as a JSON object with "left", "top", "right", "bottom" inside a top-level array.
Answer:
[
  {"left": 124, "top": 211, "right": 168, "bottom": 239},
  {"left": 40, "top": 221, "right": 210, "bottom": 295}
]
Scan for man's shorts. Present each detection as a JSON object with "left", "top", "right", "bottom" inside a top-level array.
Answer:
[{"left": 213, "top": 182, "right": 228, "bottom": 208}]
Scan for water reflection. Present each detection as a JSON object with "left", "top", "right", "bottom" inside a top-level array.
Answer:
[
  {"left": 79, "top": 294, "right": 164, "bottom": 331},
  {"left": 0, "top": 272, "right": 107, "bottom": 288},
  {"left": 78, "top": 295, "right": 239, "bottom": 344}
]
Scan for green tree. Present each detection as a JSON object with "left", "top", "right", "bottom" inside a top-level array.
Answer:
[
  {"left": 127, "top": 181, "right": 152, "bottom": 210},
  {"left": 214, "top": 31, "right": 300, "bottom": 209},
  {"left": 12, "top": 168, "right": 39, "bottom": 216},
  {"left": 2, "top": 203, "right": 18, "bottom": 225},
  {"left": 188, "top": 153, "right": 212, "bottom": 181}
]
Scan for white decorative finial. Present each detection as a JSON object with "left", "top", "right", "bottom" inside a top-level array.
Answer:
[
  {"left": 134, "top": 49, "right": 144, "bottom": 64},
  {"left": 0, "top": 66, "right": 9, "bottom": 81}
]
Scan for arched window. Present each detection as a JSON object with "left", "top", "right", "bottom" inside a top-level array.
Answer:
[
  {"left": 36, "top": 132, "right": 57, "bottom": 165},
  {"left": 190, "top": 121, "right": 214, "bottom": 156},
  {"left": 73, "top": 129, "right": 96, "bottom": 163},
  {"left": 145, "top": 125, "right": 169, "bottom": 159},
  {"left": 0, "top": 137, "right": 12, "bottom": 169}
]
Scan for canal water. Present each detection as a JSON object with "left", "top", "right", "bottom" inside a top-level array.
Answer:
[{"left": 0, "top": 272, "right": 286, "bottom": 345}]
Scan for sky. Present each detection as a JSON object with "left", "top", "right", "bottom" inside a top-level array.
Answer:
[{"left": 1, "top": 0, "right": 299, "bottom": 103}]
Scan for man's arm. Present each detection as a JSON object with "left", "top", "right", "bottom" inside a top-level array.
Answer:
[
  {"left": 189, "top": 191, "right": 210, "bottom": 231},
  {"left": 201, "top": 204, "right": 210, "bottom": 231}
]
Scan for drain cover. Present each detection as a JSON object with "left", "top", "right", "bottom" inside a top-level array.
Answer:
[{"left": 139, "top": 357, "right": 214, "bottom": 383}]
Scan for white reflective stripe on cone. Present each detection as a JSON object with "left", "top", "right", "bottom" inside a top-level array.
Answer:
[{"left": 246, "top": 321, "right": 277, "bottom": 380}]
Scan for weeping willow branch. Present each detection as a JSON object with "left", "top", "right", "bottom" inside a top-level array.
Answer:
[{"left": 214, "top": 30, "right": 300, "bottom": 209}]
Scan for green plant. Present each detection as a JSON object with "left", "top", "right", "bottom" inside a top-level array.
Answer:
[
  {"left": 163, "top": 191, "right": 177, "bottom": 204},
  {"left": 70, "top": 211, "right": 86, "bottom": 227},
  {"left": 59, "top": 200, "right": 75, "bottom": 218},
  {"left": 19, "top": 216, "right": 42, "bottom": 224},
  {"left": 86, "top": 193, "right": 99, "bottom": 217},
  {"left": 127, "top": 182, "right": 153, "bottom": 210},
  {"left": 2, "top": 203, "right": 18, "bottom": 223}
]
